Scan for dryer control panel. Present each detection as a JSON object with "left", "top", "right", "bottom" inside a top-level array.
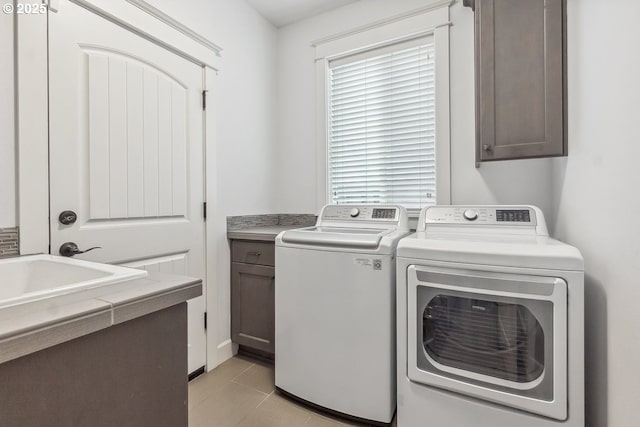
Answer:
[{"left": 423, "top": 206, "right": 538, "bottom": 227}]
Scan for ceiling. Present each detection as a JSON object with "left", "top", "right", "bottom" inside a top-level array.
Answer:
[{"left": 246, "top": 0, "right": 360, "bottom": 28}]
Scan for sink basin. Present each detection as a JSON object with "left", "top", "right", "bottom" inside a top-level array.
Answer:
[{"left": 0, "top": 255, "right": 148, "bottom": 309}]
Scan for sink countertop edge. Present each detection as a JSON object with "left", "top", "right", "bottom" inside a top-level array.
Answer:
[{"left": 0, "top": 272, "right": 202, "bottom": 365}]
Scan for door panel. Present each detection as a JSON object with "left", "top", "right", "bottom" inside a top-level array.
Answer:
[
  {"left": 121, "top": 252, "right": 191, "bottom": 273},
  {"left": 231, "top": 262, "right": 275, "bottom": 353},
  {"left": 49, "top": 0, "right": 206, "bottom": 374},
  {"left": 84, "top": 47, "right": 189, "bottom": 222}
]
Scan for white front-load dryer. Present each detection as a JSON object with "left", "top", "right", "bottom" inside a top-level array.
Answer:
[
  {"left": 396, "top": 206, "right": 584, "bottom": 427},
  {"left": 275, "top": 204, "right": 409, "bottom": 425}
]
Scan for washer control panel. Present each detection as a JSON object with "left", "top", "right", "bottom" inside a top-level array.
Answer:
[
  {"left": 321, "top": 205, "right": 400, "bottom": 222},
  {"left": 424, "top": 206, "right": 537, "bottom": 226}
]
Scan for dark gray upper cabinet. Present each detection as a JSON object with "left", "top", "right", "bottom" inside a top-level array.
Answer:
[{"left": 473, "top": 0, "right": 566, "bottom": 162}]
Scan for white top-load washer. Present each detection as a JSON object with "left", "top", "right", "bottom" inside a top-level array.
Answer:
[
  {"left": 275, "top": 204, "right": 409, "bottom": 425},
  {"left": 396, "top": 206, "right": 584, "bottom": 427}
]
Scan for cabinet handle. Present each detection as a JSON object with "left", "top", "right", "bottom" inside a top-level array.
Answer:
[
  {"left": 246, "top": 252, "right": 262, "bottom": 257},
  {"left": 482, "top": 144, "right": 493, "bottom": 152}
]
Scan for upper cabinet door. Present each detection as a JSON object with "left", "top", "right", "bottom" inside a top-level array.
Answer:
[{"left": 475, "top": 0, "right": 566, "bottom": 162}]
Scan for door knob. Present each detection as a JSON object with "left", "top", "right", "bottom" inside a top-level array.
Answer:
[
  {"left": 59, "top": 242, "right": 102, "bottom": 257},
  {"left": 59, "top": 210, "right": 78, "bottom": 225}
]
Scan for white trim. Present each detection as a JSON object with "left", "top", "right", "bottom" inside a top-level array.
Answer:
[
  {"left": 16, "top": 1, "right": 49, "bottom": 255},
  {"left": 125, "top": 0, "right": 223, "bottom": 56},
  {"left": 314, "top": 5, "right": 452, "bottom": 211},
  {"left": 316, "top": 22, "right": 452, "bottom": 64},
  {"left": 311, "top": 0, "right": 454, "bottom": 48},
  {"left": 204, "top": 66, "right": 219, "bottom": 371},
  {"left": 47, "top": 0, "right": 60, "bottom": 12},
  {"left": 314, "top": 7, "right": 450, "bottom": 61},
  {"left": 215, "top": 339, "right": 238, "bottom": 369},
  {"left": 315, "top": 59, "right": 329, "bottom": 213},
  {"left": 65, "top": 0, "right": 221, "bottom": 70},
  {"left": 434, "top": 23, "right": 452, "bottom": 204}
]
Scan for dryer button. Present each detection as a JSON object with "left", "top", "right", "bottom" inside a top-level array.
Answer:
[{"left": 463, "top": 209, "right": 479, "bottom": 221}]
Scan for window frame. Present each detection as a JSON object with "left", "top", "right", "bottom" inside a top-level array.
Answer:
[{"left": 314, "top": 4, "right": 452, "bottom": 216}]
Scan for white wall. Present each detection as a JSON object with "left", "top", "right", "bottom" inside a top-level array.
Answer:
[
  {"left": 275, "top": 0, "right": 554, "bottom": 218},
  {"left": 145, "top": 0, "right": 279, "bottom": 361},
  {"left": 0, "top": 11, "right": 16, "bottom": 227},
  {"left": 552, "top": 1, "right": 640, "bottom": 426}
]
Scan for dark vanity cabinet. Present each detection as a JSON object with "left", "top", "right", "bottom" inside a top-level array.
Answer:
[
  {"left": 230, "top": 240, "right": 275, "bottom": 354},
  {"left": 0, "top": 304, "right": 188, "bottom": 427},
  {"left": 470, "top": 0, "right": 567, "bottom": 162}
]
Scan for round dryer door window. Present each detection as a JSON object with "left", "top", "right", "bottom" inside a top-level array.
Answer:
[
  {"left": 423, "top": 295, "right": 545, "bottom": 383},
  {"left": 416, "top": 287, "right": 554, "bottom": 401},
  {"left": 406, "top": 265, "right": 568, "bottom": 413}
]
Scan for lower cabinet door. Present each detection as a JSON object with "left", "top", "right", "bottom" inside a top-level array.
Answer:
[{"left": 231, "top": 262, "right": 275, "bottom": 353}]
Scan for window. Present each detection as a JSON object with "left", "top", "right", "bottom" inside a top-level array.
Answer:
[
  {"left": 314, "top": 5, "right": 451, "bottom": 214},
  {"left": 327, "top": 38, "right": 436, "bottom": 209}
]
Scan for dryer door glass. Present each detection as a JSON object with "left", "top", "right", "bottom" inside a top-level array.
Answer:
[
  {"left": 413, "top": 269, "right": 559, "bottom": 402},
  {"left": 423, "top": 295, "right": 545, "bottom": 383}
]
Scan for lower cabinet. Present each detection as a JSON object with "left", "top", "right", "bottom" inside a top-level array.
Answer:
[
  {"left": 230, "top": 240, "right": 275, "bottom": 354},
  {"left": 0, "top": 304, "right": 188, "bottom": 427}
]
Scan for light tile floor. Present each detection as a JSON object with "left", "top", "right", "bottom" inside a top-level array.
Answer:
[{"left": 189, "top": 355, "right": 396, "bottom": 427}]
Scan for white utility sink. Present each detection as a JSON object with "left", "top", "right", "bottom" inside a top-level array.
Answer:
[{"left": 0, "top": 254, "right": 148, "bottom": 309}]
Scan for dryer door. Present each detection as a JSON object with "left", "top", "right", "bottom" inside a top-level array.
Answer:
[{"left": 407, "top": 265, "right": 567, "bottom": 420}]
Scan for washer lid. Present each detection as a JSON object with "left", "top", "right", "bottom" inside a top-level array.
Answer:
[
  {"left": 397, "top": 232, "right": 584, "bottom": 271},
  {"left": 280, "top": 226, "right": 389, "bottom": 249}
]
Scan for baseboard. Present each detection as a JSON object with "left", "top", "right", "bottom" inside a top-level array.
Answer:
[
  {"left": 237, "top": 346, "right": 274, "bottom": 364},
  {"left": 215, "top": 339, "right": 238, "bottom": 366},
  {"left": 188, "top": 366, "right": 205, "bottom": 382}
]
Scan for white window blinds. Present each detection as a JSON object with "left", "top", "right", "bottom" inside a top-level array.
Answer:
[{"left": 328, "top": 37, "right": 436, "bottom": 209}]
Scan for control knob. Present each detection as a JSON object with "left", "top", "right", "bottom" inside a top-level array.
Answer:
[
  {"left": 350, "top": 208, "right": 360, "bottom": 218},
  {"left": 463, "top": 209, "right": 479, "bottom": 221}
]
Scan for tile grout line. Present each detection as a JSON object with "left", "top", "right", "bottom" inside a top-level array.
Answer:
[
  {"left": 229, "top": 362, "right": 255, "bottom": 382},
  {"left": 230, "top": 361, "right": 278, "bottom": 397},
  {"left": 188, "top": 361, "right": 257, "bottom": 410},
  {"left": 229, "top": 378, "right": 270, "bottom": 397},
  {"left": 229, "top": 378, "right": 272, "bottom": 397},
  {"left": 301, "top": 413, "right": 313, "bottom": 425},
  {"left": 255, "top": 390, "right": 274, "bottom": 408}
]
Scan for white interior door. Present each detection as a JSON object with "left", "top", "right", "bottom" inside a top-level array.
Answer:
[{"left": 48, "top": 0, "right": 206, "bottom": 375}]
